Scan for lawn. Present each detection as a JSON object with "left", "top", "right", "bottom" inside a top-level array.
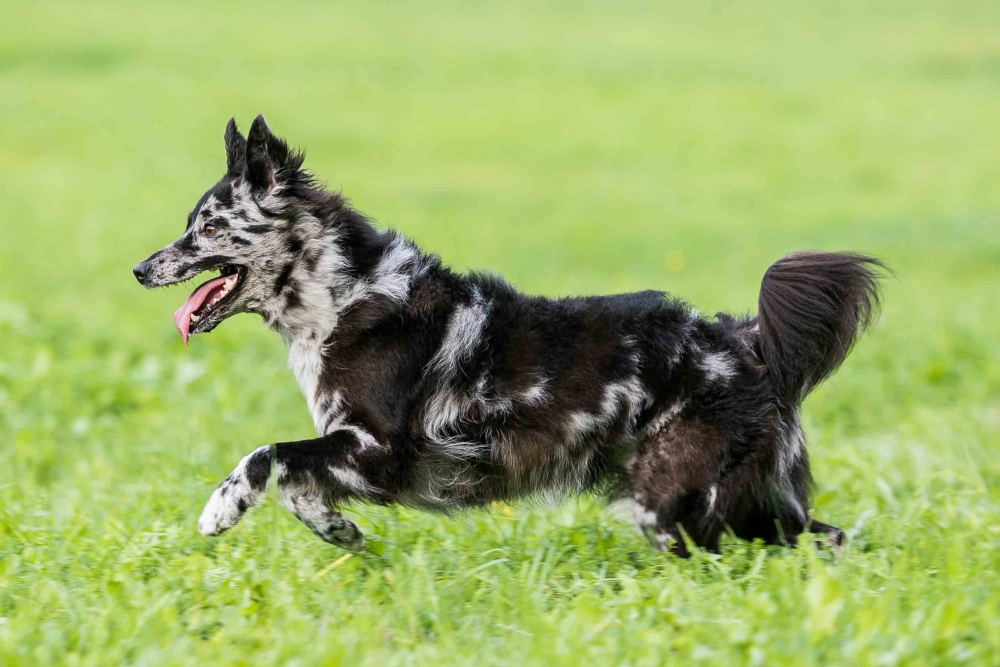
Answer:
[{"left": 1, "top": 0, "right": 999, "bottom": 664}]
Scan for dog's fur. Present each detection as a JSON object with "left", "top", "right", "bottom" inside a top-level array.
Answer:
[{"left": 134, "top": 116, "right": 884, "bottom": 555}]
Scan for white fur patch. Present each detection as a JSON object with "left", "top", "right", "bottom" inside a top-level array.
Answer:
[
  {"left": 337, "top": 424, "right": 383, "bottom": 452},
  {"left": 423, "top": 390, "right": 470, "bottom": 440},
  {"left": 329, "top": 466, "right": 376, "bottom": 495},
  {"left": 654, "top": 532, "right": 675, "bottom": 549},
  {"left": 601, "top": 377, "right": 652, "bottom": 429},
  {"left": 622, "top": 335, "right": 642, "bottom": 366},
  {"left": 520, "top": 377, "right": 549, "bottom": 405},
  {"left": 778, "top": 420, "right": 805, "bottom": 478},
  {"left": 633, "top": 504, "right": 658, "bottom": 528},
  {"left": 706, "top": 485, "right": 718, "bottom": 514},
  {"left": 566, "top": 411, "right": 600, "bottom": 443},
  {"left": 371, "top": 239, "right": 418, "bottom": 301},
  {"left": 420, "top": 291, "right": 496, "bottom": 458},
  {"left": 645, "top": 399, "right": 687, "bottom": 435},
  {"left": 428, "top": 292, "right": 489, "bottom": 377},
  {"left": 401, "top": 455, "right": 481, "bottom": 507},
  {"left": 319, "top": 390, "right": 346, "bottom": 433},
  {"left": 337, "top": 236, "right": 420, "bottom": 310},
  {"left": 701, "top": 351, "right": 737, "bottom": 383},
  {"left": 607, "top": 498, "right": 638, "bottom": 523},
  {"left": 565, "top": 377, "right": 652, "bottom": 445},
  {"left": 287, "top": 336, "right": 328, "bottom": 434}
]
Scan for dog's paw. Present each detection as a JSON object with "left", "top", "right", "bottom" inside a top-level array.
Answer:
[
  {"left": 280, "top": 490, "right": 366, "bottom": 551},
  {"left": 197, "top": 476, "right": 255, "bottom": 536},
  {"left": 316, "top": 516, "right": 366, "bottom": 552},
  {"left": 806, "top": 518, "right": 845, "bottom": 552},
  {"left": 197, "top": 447, "right": 272, "bottom": 537}
]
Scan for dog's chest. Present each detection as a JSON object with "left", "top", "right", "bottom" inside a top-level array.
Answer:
[{"left": 287, "top": 337, "right": 333, "bottom": 435}]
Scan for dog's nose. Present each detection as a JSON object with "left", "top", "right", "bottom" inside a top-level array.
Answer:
[{"left": 133, "top": 260, "right": 151, "bottom": 284}]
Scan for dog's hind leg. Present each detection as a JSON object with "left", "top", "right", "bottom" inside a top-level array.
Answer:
[
  {"left": 721, "top": 447, "right": 819, "bottom": 549},
  {"left": 805, "top": 518, "right": 845, "bottom": 550},
  {"left": 627, "top": 419, "right": 727, "bottom": 557}
]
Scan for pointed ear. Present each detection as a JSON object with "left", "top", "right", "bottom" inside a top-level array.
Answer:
[
  {"left": 245, "top": 114, "right": 294, "bottom": 190},
  {"left": 224, "top": 118, "right": 247, "bottom": 175}
]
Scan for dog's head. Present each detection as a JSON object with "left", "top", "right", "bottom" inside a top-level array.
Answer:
[{"left": 133, "top": 115, "right": 329, "bottom": 343}]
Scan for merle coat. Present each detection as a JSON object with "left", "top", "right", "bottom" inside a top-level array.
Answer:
[{"left": 134, "top": 116, "right": 883, "bottom": 555}]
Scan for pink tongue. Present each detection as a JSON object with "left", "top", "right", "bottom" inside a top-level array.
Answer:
[{"left": 173, "top": 275, "right": 229, "bottom": 345}]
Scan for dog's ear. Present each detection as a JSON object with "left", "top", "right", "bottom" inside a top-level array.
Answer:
[
  {"left": 224, "top": 118, "right": 247, "bottom": 175},
  {"left": 245, "top": 114, "right": 296, "bottom": 191}
]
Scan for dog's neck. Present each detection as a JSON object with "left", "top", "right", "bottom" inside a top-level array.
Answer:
[
  {"left": 255, "top": 197, "right": 430, "bottom": 433},
  {"left": 261, "top": 200, "right": 425, "bottom": 349}
]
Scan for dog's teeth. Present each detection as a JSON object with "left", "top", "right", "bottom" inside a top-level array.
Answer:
[
  {"left": 224, "top": 277, "right": 236, "bottom": 289},
  {"left": 190, "top": 313, "right": 200, "bottom": 323}
]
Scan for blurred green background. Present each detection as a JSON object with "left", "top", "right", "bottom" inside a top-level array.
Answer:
[{"left": 1, "top": 1, "right": 999, "bottom": 664}]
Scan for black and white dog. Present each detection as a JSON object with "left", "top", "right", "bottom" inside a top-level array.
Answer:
[{"left": 134, "top": 116, "right": 884, "bottom": 556}]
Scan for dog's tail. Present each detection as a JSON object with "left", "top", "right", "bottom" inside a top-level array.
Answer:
[{"left": 757, "top": 251, "right": 885, "bottom": 406}]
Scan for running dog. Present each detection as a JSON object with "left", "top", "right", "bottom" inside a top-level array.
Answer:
[{"left": 133, "top": 116, "right": 884, "bottom": 555}]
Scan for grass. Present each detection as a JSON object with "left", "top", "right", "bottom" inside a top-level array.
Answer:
[{"left": 1, "top": 0, "right": 999, "bottom": 663}]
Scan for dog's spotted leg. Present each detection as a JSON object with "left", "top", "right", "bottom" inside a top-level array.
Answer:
[
  {"left": 627, "top": 419, "right": 728, "bottom": 556},
  {"left": 198, "top": 445, "right": 273, "bottom": 536},
  {"left": 196, "top": 429, "right": 390, "bottom": 549},
  {"left": 272, "top": 427, "right": 394, "bottom": 551},
  {"left": 277, "top": 487, "right": 366, "bottom": 552}
]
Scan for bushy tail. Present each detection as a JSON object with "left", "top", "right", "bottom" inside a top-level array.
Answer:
[{"left": 757, "top": 251, "right": 885, "bottom": 406}]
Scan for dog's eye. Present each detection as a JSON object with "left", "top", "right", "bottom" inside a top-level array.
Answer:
[{"left": 203, "top": 224, "right": 218, "bottom": 237}]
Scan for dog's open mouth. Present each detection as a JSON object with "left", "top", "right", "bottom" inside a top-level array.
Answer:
[{"left": 173, "top": 265, "right": 246, "bottom": 344}]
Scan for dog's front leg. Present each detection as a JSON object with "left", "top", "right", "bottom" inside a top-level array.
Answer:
[
  {"left": 197, "top": 445, "right": 273, "bottom": 538},
  {"left": 198, "top": 428, "right": 393, "bottom": 552},
  {"left": 272, "top": 429, "right": 394, "bottom": 552}
]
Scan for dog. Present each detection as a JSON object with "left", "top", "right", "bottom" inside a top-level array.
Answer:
[{"left": 133, "top": 115, "right": 884, "bottom": 555}]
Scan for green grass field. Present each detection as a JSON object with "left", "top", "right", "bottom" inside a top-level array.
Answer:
[{"left": 2, "top": 0, "right": 999, "bottom": 664}]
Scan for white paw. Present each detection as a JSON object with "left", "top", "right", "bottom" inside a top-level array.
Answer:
[
  {"left": 197, "top": 447, "right": 272, "bottom": 537},
  {"left": 197, "top": 480, "right": 248, "bottom": 536}
]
